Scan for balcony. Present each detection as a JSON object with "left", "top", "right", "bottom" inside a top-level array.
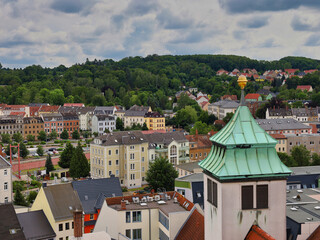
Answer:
[
  {"left": 155, "top": 147, "right": 168, "bottom": 153},
  {"left": 179, "top": 146, "right": 189, "bottom": 151},
  {"left": 179, "top": 155, "right": 189, "bottom": 161}
]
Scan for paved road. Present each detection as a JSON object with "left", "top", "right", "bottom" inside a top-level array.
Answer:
[{"left": 11, "top": 153, "right": 90, "bottom": 172}]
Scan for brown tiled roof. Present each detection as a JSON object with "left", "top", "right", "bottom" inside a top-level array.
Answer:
[
  {"left": 175, "top": 209, "right": 204, "bottom": 240},
  {"left": 269, "top": 133, "right": 286, "bottom": 139},
  {"left": 39, "top": 105, "right": 60, "bottom": 112},
  {"left": 307, "top": 225, "right": 320, "bottom": 240},
  {"left": 185, "top": 134, "right": 212, "bottom": 148},
  {"left": 245, "top": 225, "right": 276, "bottom": 240},
  {"left": 245, "top": 93, "right": 261, "bottom": 100}
]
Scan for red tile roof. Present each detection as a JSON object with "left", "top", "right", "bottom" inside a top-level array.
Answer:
[
  {"left": 185, "top": 134, "right": 212, "bottom": 148},
  {"left": 285, "top": 69, "right": 299, "bottom": 74},
  {"left": 307, "top": 225, "right": 320, "bottom": 240},
  {"left": 39, "top": 105, "right": 60, "bottom": 112},
  {"left": 245, "top": 225, "right": 276, "bottom": 240},
  {"left": 269, "top": 133, "right": 286, "bottom": 139},
  {"left": 297, "top": 85, "right": 312, "bottom": 91},
  {"left": 214, "top": 120, "right": 225, "bottom": 126},
  {"left": 141, "top": 130, "right": 166, "bottom": 134},
  {"left": 245, "top": 93, "right": 261, "bottom": 100},
  {"left": 29, "top": 106, "right": 40, "bottom": 116},
  {"left": 304, "top": 69, "right": 318, "bottom": 74},
  {"left": 9, "top": 112, "right": 25, "bottom": 116},
  {"left": 221, "top": 95, "right": 237, "bottom": 101},
  {"left": 63, "top": 103, "right": 85, "bottom": 107},
  {"left": 175, "top": 209, "right": 204, "bottom": 240}
]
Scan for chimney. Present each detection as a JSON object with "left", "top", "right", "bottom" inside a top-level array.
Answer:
[
  {"left": 121, "top": 200, "right": 126, "bottom": 210},
  {"left": 73, "top": 210, "right": 83, "bottom": 238}
]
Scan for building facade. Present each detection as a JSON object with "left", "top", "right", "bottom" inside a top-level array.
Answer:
[
  {"left": 0, "top": 116, "right": 23, "bottom": 136},
  {"left": 208, "top": 100, "right": 239, "bottom": 120},
  {"left": 23, "top": 117, "right": 44, "bottom": 140},
  {"left": 61, "top": 112, "right": 80, "bottom": 137},
  {"left": 42, "top": 113, "right": 63, "bottom": 135},
  {"left": 90, "top": 131, "right": 149, "bottom": 188},
  {"left": 91, "top": 115, "right": 116, "bottom": 135},
  {"left": 144, "top": 112, "right": 165, "bottom": 131},
  {"left": 77, "top": 107, "right": 95, "bottom": 131},
  {"left": 0, "top": 156, "right": 12, "bottom": 204},
  {"left": 185, "top": 133, "right": 212, "bottom": 162}
]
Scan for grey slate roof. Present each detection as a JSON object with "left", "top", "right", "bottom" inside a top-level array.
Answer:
[
  {"left": 0, "top": 204, "right": 26, "bottom": 240},
  {"left": 211, "top": 100, "right": 239, "bottom": 108},
  {"left": 290, "top": 166, "right": 320, "bottom": 175},
  {"left": 256, "top": 118, "right": 311, "bottom": 131},
  {"left": 61, "top": 112, "right": 79, "bottom": 120},
  {"left": 268, "top": 108, "right": 293, "bottom": 117},
  {"left": 41, "top": 113, "right": 63, "bottom": 121},
  {"left": 176, "top": 161, "right": 202, "bottom": 172},
  {"left": 97, "top": 131, "right": 148, "bottom": 146},
  {"left": 94, "top": 106, "right": 115, "bottom": 115},
  {"left": 292, "top": 107, "right": 318, "bottom": 117},
  {"left": 94, "top": 114, "right": 115, "bottom": 121},
  {"left": 17, "top": 210, "right": 55, "bottom": 240},
  {"left": 176, "top": 173, "right": 203, "bottom": 182},
  {"left": 59, "top": 106, "right": 79, "bottom": 113},
  {"left": 72, "top": 178, "right": 123, "bottom": 214},
  {"left": 124, "top": 110, "right": 146, "bottom": 117},
  {"left": 77, "top": 107, "right": 95, "bottom": 115},
  {"left": 143, "top": 132, "right": 188, "bottom": 147},
  {"left": 0, "top": 155, "right": 11, "bottom": 169},
  {"left": 43, "top": 183, "right": 82, "bottom": 221}
]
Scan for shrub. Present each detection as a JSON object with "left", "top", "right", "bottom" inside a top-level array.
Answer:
[
  {"left": 27, "top": 191, "right": 38, "bottom": 203},
  {"left": 54, "top": 140, "right": 60, "bottom": 144},
  {"left": 41, "top": 141, "right": 46, "bottom": 145},
  {"left": 122, "top": 187, "right": 128, "bottom": 192}
]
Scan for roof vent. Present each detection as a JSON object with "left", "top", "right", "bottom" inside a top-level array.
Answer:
[
  {"left": 85, "top": 195, "right": 88, "bottom": 200},
  {"left": 290, "top": 207, "right": 298, "bottom": 211},
  {"left": 115, "top": 140, "right": 118, "bottom": 143}
]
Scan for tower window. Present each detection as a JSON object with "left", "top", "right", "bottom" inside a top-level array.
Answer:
[
  {"left": 241, "top": 185, "right": 253, "bottom": 210},
  {"left": 207, "top": 179, "right": 217, "bottom": 207},
  {"left": 257, "top": 185, "right": 268, "bottom": 209}
]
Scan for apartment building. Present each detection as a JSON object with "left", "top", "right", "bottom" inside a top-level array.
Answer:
[
  {"left": 143, "top": 132, "right": 189, "bottom": 165},
  {"left": 38, "top": 105, "right": 60, "bottom": 115},
  {"left": 61, "top": 112, "right": 80, "bottom": 137},
  {"left": 286, "top": 134, "right": 320, "bottom": 154},
  {"left": 94, "top": 106, "right": 116, "bottom": 115},
  {"left": 0, "top": 156, "right": 12, "bottom": 204},
  {"left": 124, "top": 105, "right": 151, "bottom": 128},
  {"left": 0, "top": 115, "right": 23, "bottom": 135},
  {"left": 270, "top": 134, "right": 287, "bottom": 153},
  {"left": 94, "top": 191, "right": 202, "bottom": 240},
  {"left": 78, "top": 107, "right": 95, "bottom": 131},
  {"left": 208, "top": 100, "right": 239, "bottom": 120},
  {"left": 42, "top": 113, "right": 63, "bottom": 135},
  {"left": 90, "top": 131, "right": 149, "bottom": 188},
  {"left": 144, "top": 112, "right": 165, "bottom": 131},
  {"left": 185, "top": 133, "right": 212, "bottom": 162},
  {"left": 31, "top": 183, "right": 83, "bottom": 240},
  {"left": 266, "top": 107, "right": 319, "bottom": 122},
  {"left": 23, "top": 117, "right": 44, "bottom": 140},
  {"left": 91, "top": 115, "right": 116, "bottom": 135}
]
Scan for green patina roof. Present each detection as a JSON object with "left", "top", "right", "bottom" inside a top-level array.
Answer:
[{"left": 199, "top": 105, "right": 291, "bottom": 180}]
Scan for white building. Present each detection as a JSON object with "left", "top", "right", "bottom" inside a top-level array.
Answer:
[
  {"left": 208, "top": 100, "right": 239, "bottom": 120},
  {"left": 91, "top": 115, "right": 116, "bottom": 134},
  {"left": 0, "top": 155, "right": 12, "bottom": 204},
  {"left": 78, "top": 107, "right": 95, "bottom": 131}
]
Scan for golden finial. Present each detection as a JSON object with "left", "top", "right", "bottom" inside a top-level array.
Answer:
[{"left": 237, "top": 75, "right": 248, "bottom": 90}]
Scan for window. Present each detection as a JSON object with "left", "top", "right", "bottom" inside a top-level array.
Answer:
[
  {"left": 116, "top": 160, "right": 119, "bottom": 165},
  {"left": 109, "top": 171, "right": 112, "bottom": 176},
  {"left": 116, "top": 149, "right": 119, "bottom": 154},
  {"left": 109, "top": 161, "right": 112, "bottom": 166},
  {"left": 130, "top": 174, "right": 135, "bottom": 180},
  {"left": 159, "top": 211, "right": 169, "bottom": 229},
  {"left": 90, "top": 214, "right": 94, "bottom": 220},
  {"left": 109, "top": 150, "right": 111, "bottom": 155},
  {"left": 126, "top": 229, "right": 131, "bottom": 238},
  {"left": 242, "top": 185, "right": 254, "bottom": 210},
  {"left": 4, "top": 182, "right": 8, "bottom": 190},
  {"left": 65, "top": 222, "right": 70, "bottom": 230},
  {"left": 59, "top": 223, "right": 63, "bottom": 231},
  {"left": 142, "top": 147, "right": 144, "bottom": 152},
  {"left": 126, "top": 212, "right": 131, "bottom": 223},
  {"left": 130, "top": 164, "right": 135, "bottom": 170},
  {"left": 4, "top": 169, "right": 7, "bottom": 176},
  {"left": 142, "top": 167, "right": 145, "bottom": 172},
  {"left": 116, "top": 170, "right": 119, "bottom": 176},
  {"left": 72, "top": 222, "right": 74, "bottom": 229},
  {"left": 132, "top": 229, "right": 142, "bottom": 240},
  {"left": 133, "top": 211, "right": 141, "bottom": 222},
  {"left": 4, "top": 197, "right": 8, "bottom": 204},
  {"left": 142, "top": 157, "right": 144, "bottom": 162},
  {"left": 256, "top": 185, "right": 268, "bottom": 209},
  {"left": 207, "top": 179, "right": 217, "bottom": 207},
  {"left": 130, "top": 146, "right": 135, "bottom": 150},
  {"left": 130, "top": 153, "right": 135, "bottom": 160}
]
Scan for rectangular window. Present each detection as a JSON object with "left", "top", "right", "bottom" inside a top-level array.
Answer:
[
  {"left": 207, "top": 179, "right": 217, "bottom": 207},
  {"left": 72, "top": 222, "right": 74, "bottom": 229},
  {"left": 116, "top": 160, "right": 119, "bottom": 165},
  {"left": 126, "top": 212, "right": 131, "bottom": 223},
  {"left": 257, "top": 185, "right": 268, "bottom": 209},
  {"left": 130, "top": 164, "right": 135, "bottom": 170},
  {"left": 130, "top": 153, "right": 135, "bottom": 160},
  {"left": 126, "top": 229, "right": 131, "bottom": 238},
  {"left": 65, "top": 222, "right": 69, "bottom": 230},
  {"left": 109, "top": 150, "right": 111, "bottom": 155},
  {"left": 90, "top": 214, "right": 94, "bottom": 220},
  {"left": 130, "top": 174, "right": 135, "bottom": 180},
  {"left": 142, "top": 157, "right": 144, "bottom": 162},
  {"left": 116, "top": 170, "right": 119, "bottom": 176},
  {"left": 116, "top": 149, "right": 119, "bottom": 154},
  {"left": 109, "top": 161, "right": 112, "bottom": 166},
  {"left": 4, "top": 169, "right": 7, "bottom": 176},
  {"left": 133, "top": 229, "right": 142, "bottom": 240},
  {"left": 59, "top": 223, "right": 63, "bottom": 231},
  {"left": 242, "top": 185, "right": 254, "bottom": 210},
  {"left": 132, "top": 211, "right": 141, "bottom": 222},
  {"left": 4, "top": 182, "right": 8, "bottom": 190},
  {"left": 141, "top": 147, "right": 144, "bottom": 152}
]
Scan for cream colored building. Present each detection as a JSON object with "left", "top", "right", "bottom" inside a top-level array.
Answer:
[
  {"left": 270, "top": 134, "right": 287, "bottom": 153},
  {"left": 0, "top": 156, "right": 12, "bottom": 204},
  {"left": 208, "top": 100, "right": 239, "bottom": 120},
  {"left": 31, "top": 183, "right": 83, "bottom": 240},
  {"left": 90, "top": 131, "right": 149, "bottom": 189},
  {"left": 94, "top": 191, "right": 199, "bottom": 240},
  {"left": 78, "top": 107, "right": 95, "bottom": 131},
  {"left": 123, "top": 105, "right": 151, "bottom": 128}
]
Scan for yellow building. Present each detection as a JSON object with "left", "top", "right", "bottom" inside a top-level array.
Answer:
[
  {"left": 90, "top": 131, "right": 149, "bottom": 189},
  {"left": 144, "top": 112, "right": 165, "bottom": 131},
  {"left": 31, "top": 183, "right": 83, "bottom": 240}
]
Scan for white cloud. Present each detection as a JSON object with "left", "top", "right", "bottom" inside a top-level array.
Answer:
[{"left": 0, "top": 0, "right": 319, "bottom": 68}]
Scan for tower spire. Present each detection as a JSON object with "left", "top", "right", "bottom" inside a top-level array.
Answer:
[{"left": 237, "top": 75, "right": 247, "bottom": 106}]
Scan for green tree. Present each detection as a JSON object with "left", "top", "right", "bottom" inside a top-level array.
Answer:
[
  {"left": 277, "top": 152, "right": 297, "bottom": 167},
  {"left": 45, "top": 154, "right": 55, "bottom": 174},
  {"left": 14, "top": 188, "right": 29, "bottom": 206},
  {"left": 72, "top": 130, "right": 80, "bottom": 139},
  {"left": 223, "top": 112, "right": 234, "bottom": 124},
  {"left": 49, "top": 130, "right": 58, "bottom": 140},
  {"left": 311, "top": 153, "right": 320, "bottom": 166},
  {"left": 19, "top": 143, "right": 29, "bottom": 158},
  {"left": 291, "top": 145, "right": 311, "bottom": 166},
  {"left": 5, "top": 144, "right": 17, "bottom": 156},
  {"left": 27, "top": 191, "right": 38, "bottom": 204},
  {"left": 26, "top": 134, "right": 35, "bottom": 142},
  {"left": 142, "top": 122, "right": 148, "bottom": 130},
  {"left": 146, "top": 157, "right": 178, "bottom": 191},
  {"left": 58, "top": 142, "right": 74, "bottom": 168},
  {"left": 104, "top": 128, "right": 110, "bottom": 133},
  {"left": 37, "top": 145, "right": 44, "bottom": 156},
  {"left": 116, "top": 118, "right": 124, "bottom": 131},
  {"left": 93, "top": 132, "right": 98, "bottom": 137},
  {"left": 1, "top": 133, "right": 11, "bottom": 144},
  {"left": 38, "top": 131, "right": 47, "bottom": 142},
  {"left": 12, "top": 132, "right": 23, "bottom": 143},
  {"left": 69, "top": 143, "right": 90, "bottom": 178},
  {"left": 190, "top": 121, "right": 212, "bottom": 135},
  {"left": 60, "top": 129, "right": 69, "bottom": 139}
]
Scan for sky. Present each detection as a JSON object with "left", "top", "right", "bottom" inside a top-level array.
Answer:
[{"left": 1, "top": 0, "right": 320, "bottom": 68}]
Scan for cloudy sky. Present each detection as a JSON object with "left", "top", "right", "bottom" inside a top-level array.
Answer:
[{"left": 1, "top": 0, "right": 320, "bottom": 68}]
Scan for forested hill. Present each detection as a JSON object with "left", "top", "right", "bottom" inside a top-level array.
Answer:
[{"left": 0, "top": 55, "right": 319, "bottom": 108}]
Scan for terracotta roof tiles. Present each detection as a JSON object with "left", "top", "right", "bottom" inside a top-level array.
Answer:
[
  {"left": 175, "top": 209, "right": 204, "bottom": 240},
  {"left": 245, "top": 225, "right": 276, "bottom": 240}
]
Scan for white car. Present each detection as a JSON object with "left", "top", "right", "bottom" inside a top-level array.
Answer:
[{"left": 33, "top": 153, "right": 39, "bottom": 157}]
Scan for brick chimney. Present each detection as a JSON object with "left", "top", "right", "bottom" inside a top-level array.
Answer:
[
  {"left": 121, "top": 199, "right": 126, "bottom": 210},
  {"left": 73, "top": 209, "right": 83, "bottom": 238}
]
